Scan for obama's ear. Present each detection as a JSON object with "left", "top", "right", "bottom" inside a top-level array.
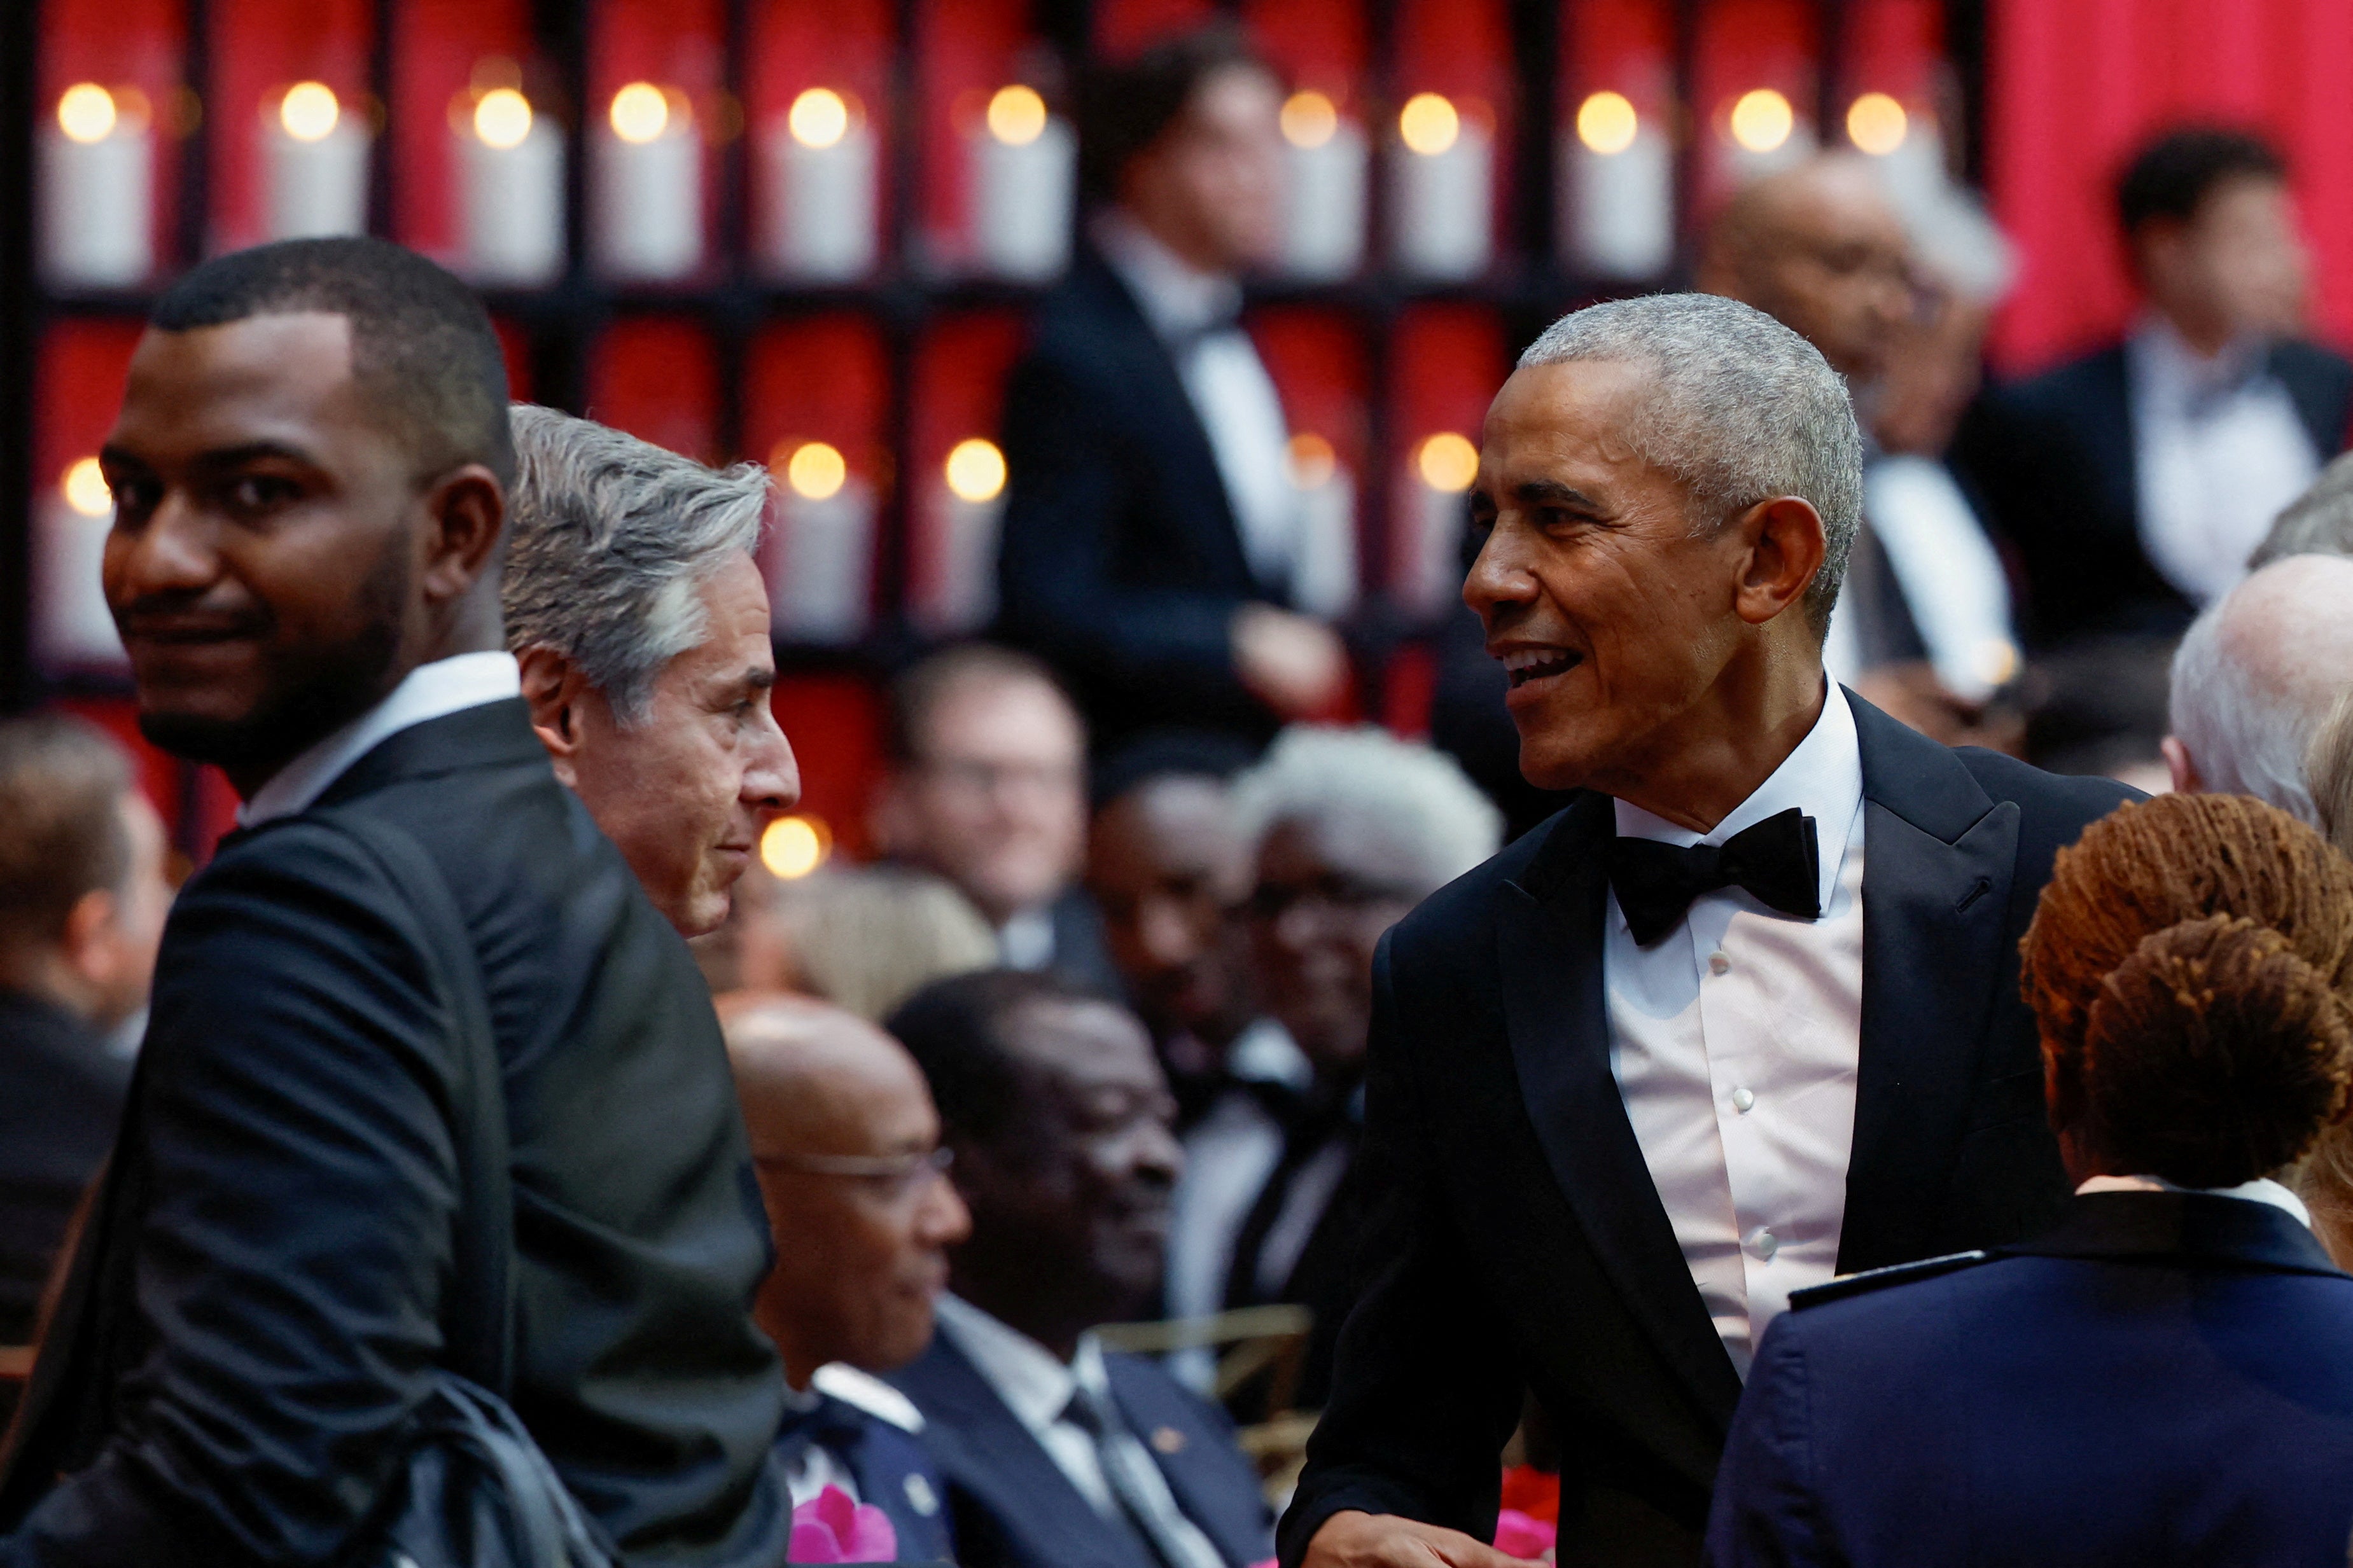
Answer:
[{"left": 516, "top": 644, "right": 591, "bottom": 789}]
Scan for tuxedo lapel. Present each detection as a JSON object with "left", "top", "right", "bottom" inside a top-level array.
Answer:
[
  {"left": 1838, "top": 696, "right": 2021, "bottom": 1273},
  {"left": 1497, "top": 797, "right": 1744, "bottom": 1426}
]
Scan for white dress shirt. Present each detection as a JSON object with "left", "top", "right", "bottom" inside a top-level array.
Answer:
[
  {"left": 1093, "top": 211, "right": 1299, "bottom": 588},
  {"left": 1857, "top": 455, "right": 2020, "bottom": 700},
  {"left": 1606, "top": 683, "right": 1867, "bottom": 1377},
  {"left": 776, "top": 1380, "right": 862, "bottom": 1508},
  {"left": 2128, "top": 316, "right": 2320, "bottom": 608},
  {"left": 237, "top": 651, "right": 523, "bottom": 828},
  {"left": 2076, "top": 1172, "right": 2314, "bottom": 1228},
  {"left": 930, "top": 1294, "right": 1225, "bottom": 1568}
]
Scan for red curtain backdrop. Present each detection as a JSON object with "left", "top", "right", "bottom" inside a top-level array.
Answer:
[{"left": 1985, "top": 0, "right": 2353, "bottom": 375}]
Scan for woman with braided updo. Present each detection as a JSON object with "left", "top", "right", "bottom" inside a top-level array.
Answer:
[{"left": 1708, "top": 793, "right": 2353, "bottom": 1567}]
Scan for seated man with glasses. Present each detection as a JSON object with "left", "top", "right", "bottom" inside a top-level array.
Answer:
[
  {"left": 882, "top": 969, "right": 1274, "bottom": 1568},
  {"left": 720, "top": 992, "right": 972, "bottom": 1560}
]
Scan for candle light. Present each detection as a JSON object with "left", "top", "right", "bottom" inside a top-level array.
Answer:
[
  {"left": 34, "top": 457, "right": 127, "bottom": 670},
  {"left": 1287, "top": 433, "right": 1359, "bottom": 619},
  {"left": 969, "top": 85, "right": 1074, "bottom": 281},
  {"left": 265, "top": 81, "right": 370, "bottom": 240},
  {"left": 1392, "top": 431, "right": 1477, "bottom": 619},
  {"left": 767, "top": 440, "right": 876, "bottom": 642},
  {"left": 760, "top": 87, "right": 879, "bottom": 282},
  {"left": 458, "top": 87, "right": 564, "bottom": 286},
  {"left": 916, "top": 437, "right": 1008, "bottom": 634},
  {"left": 1562, "top": 90, "right": 1673, "bottom": 278},
  {"left": 39, "top": 83, "right": 155, "bottom": 288},
  {"left": 1390, "top": 93, "right": 1491, "bottom": 282},
  {"left": 596, "top": 82, "right": 702, "bottom": 280},
  {"left": 1724, "top": 87, "right": 1813, "bottom": 181},
  {"left": 1278, "top": 91, "right": 1366, "bottom": 282}
]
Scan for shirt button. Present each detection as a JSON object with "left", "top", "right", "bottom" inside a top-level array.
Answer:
[
  {"left": 1708, "top": 950, "right": 1731, "bottom": 976},
  {"left": 1753, "top": 1228, "right": 1779, "bottom": 1261},
  {"left": 1731, "top": 1086, "right": 1756, "bottom": 1114}
]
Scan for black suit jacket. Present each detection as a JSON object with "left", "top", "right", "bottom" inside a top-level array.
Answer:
[
  {"left": 1952, "top": 337, "right": 2353, "bottom": 644},
  {"left": 0, "top": 992, "right": 129, "bottom": 1351},
  {"left": 0, "top": 701, "right": 790, "bottom": 1567},
  {"left": 1708, "top": 1191, "right": 2353, "bottom": 1565},
  {"left": 995, "top": 244, "right": 1285, "bottom": 747},
  {"left": 772, "top": 1392, "right": 956, "bottom": 1564},
  {"left": 890, "top": 1331, "right": 1273, "bottom": 1568},
  {"left": 1276, "top": 697, "right": 2136, "bottom": 1568}
]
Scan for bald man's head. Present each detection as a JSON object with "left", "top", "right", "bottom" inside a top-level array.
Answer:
[
  {"left": 721, "top": 992, "right": 970, "bottom": 1385},
  {"left": 1698, "top": 155, "right": 1913, "bottom": 381},
  {"left": 2165, "top": 555, "right": 2353, "bottom": 819}
]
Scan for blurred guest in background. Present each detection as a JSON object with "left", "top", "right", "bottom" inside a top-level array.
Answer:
[
  {"left": 1697, "top": 155, "right": 2020, "bottom": 749},
  {"left": 886, "top": 969, "right": 1274, "bottom": 1568},
  {"left": 1955, "top": 128, "right": 2351, "bottom": 740},
  {"left": 1188, "top": 728, "right": 1498, "bottom": 1412},
  {"left": 2161, "top": 554, "right": 2353, "bottom": 816},
  {"left": 0, "top": 718, "right": 169, "bottom": 1363},
  {"left": 2313, "top": 693, "right": 2353, "bottom": 857},
  {"left": 504, "top": 404, "right": 799, "bottom": 937},
  {"left": 1086, "top": 733, "right": 1259, "bottom": 1127},
  {"left": 1709, "top": 793, "right": 2353, "bottom": 1565},
  {"left": 996, "top": 26, "right": 1348, "bottom": 749},
  {"left": 874, "top": 645, "right": 1117, "bottom": 989},
  {"left": 722, "top": 992, "right": 967, "bottom": 1561},
  {"left": 2251, "top": 447, "right": 2353, "bottom": 568},
  {"left": 743, "top": 864, "right": 1002, "bottom": 1022},
  {"left": 2294, "top": 692, "right": 2353, "bottom": 1268}
]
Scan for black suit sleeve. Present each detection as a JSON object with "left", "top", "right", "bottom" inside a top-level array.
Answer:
[
  {"left": 3, "top": 824, "right": 463, "bottom": 1565},
  {"left": 1276, "top": 933, "right": 1525, "bottom": 1566},
  {"left": 995, "top": 350, "right": 1253, "bottom": 697}
]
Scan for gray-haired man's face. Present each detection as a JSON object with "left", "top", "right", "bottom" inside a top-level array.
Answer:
[{"left": 533, "top": 551, "right": 799, "bottom": 936}]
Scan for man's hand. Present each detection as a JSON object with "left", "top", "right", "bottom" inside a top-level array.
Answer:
[
  {"left": 1301, "top": 1510, "right": 1547, "bottom": 1568},
  {"left": 1232, "top": 604, "right": 1350, "bottom": 719}
]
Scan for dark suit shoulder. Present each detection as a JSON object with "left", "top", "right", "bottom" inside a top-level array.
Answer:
[
  {"left": 1789, "top": 1250, "right": 1995, "bottom": 1311},
  {"left": 1383, "top": 805, "right": 1578, "bottom": 972},
  {"left": 2006, "top": 343, "right": 2128, "bottom": 413}
]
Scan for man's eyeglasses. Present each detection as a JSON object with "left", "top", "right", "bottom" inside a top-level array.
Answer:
[{"left": 754, "top": 1146, "right": 954, "bottom": 1206}]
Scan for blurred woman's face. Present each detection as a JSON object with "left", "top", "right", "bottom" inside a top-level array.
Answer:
[{"left": 1245, "top": 818, "right": 1416, "bottom": 1078}]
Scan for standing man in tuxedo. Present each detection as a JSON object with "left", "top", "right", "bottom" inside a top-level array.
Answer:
[
  {"left": 1281, "top": 294, "right": 2134, "bottom": 1568},
  {"left": 995, "top": 26, "right": 1348, "bottom": 748},
  {"left": 0, "top": 237, "right": 794, "bottom": 1565}
]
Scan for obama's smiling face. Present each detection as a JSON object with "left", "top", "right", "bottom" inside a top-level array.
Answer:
[{"left": 1463, "top": 356, "right": 1827, "bottom": 800}]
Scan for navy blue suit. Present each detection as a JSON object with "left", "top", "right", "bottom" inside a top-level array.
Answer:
[
  {"left": 776, "top": 1392, "right": 955, "bottom": 1563},
  {"left": 1708, "top": 1190, "right": 2353, "bottom": 1566},
  {"left": 994, "top": 244, "right": 1287, "bottom": 749},
  {"left": 889, "top": 1333, "right": 1273, "bottom": 1568}
]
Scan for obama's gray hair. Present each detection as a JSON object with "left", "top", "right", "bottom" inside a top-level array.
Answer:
[
  {"left": 503, "top": 403, "right": 770, "bottom": 725},
  {"left": 1516, "top": 292, "right": 1865, "bottom": 635}
]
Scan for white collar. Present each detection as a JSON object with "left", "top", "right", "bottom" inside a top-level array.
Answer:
[
  {"left": 237, "top": 651, "right": 523, "bottom": 828},
  {"left": 1225, "top": 1017, "right": 1313, "bottom": 1091},
  {"left": 1611, "top": 681, "right": 1864, "bottom": 918},
  {"left": 1091, "top": 210, "right": 1243, "bottom": 343},
  {"left": 2128, "top": 312, "right": 2267, "bottom": 401},
  {"left": 2076, "top": 1172, "right": 2314, "bottom": 1230},
  {"left": 932, "top": 1294, "right": 1110, "bottom": 1432}
]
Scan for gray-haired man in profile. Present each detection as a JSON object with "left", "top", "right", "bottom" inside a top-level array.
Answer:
[
  {"left": 2161, "top": 553, "right": 2353, "bottom": 818},
  {"left": 503, "top": 405, "right": 799, "bottom": 936}
]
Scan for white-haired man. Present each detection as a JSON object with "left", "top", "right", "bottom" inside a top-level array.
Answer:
[
  {"left": 1164, "top": 727, "right": 1499, "bottom": 1407},
  {"left": 503, "top": 405, "right": 799, "bottom": 936},
  {"left": 1280, "top": 295, "right": 2133, "bottom": 1568},
  {"left": 2161, "top": 553, "right": 2353, "bottom": 819}
]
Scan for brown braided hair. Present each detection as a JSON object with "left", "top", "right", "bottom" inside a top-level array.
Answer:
[{"left": 2021, "top": 793, "right": 2353, "bottom": 1189}]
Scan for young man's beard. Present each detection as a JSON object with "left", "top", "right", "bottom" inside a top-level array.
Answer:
[{"left": 137, "top": 537, "right": 413, "bottom": 781}]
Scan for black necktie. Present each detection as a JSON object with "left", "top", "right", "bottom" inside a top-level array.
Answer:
[
  {"left": 1607, "top": 807, "right": 1822, "bottom": 948},
  {"left": 1062, "top": 1382, "right": 1225, "bottom": 1568}
]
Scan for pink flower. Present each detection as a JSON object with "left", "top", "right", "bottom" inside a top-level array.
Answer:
[
  {"left": 1493, "top": 1508, "right": 1556, "bottom": 1560},
  {"left": 790, "top": 1485, "right": 899, "bottom": 1564}
]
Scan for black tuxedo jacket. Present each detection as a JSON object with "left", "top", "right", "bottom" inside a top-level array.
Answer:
[
  {"left": 1276, "top": 697, "right": 2135, "bottom": 1568},
  {"left": 1952, "top": 338, "right": 2353, "bottom": 645},
  {"left": 995, "top": 244, "right": 1285, "bottom": 747},
  {"left": 890, "top": 1331, "right": 1273, "bottom": 1568},
  {"left": 0, "top": 991, "right": 128, "bottom": 1354},
  {"left": 0, "top": 701, "right": 791, "bottom": 1567}
]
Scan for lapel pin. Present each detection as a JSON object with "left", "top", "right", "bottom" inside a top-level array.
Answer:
[{"left": 1150, "top": 1426, "right": 1187, "bottom": 1455}]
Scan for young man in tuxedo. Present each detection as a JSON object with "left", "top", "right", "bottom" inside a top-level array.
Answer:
[
  {"left": 1281, "top": 294, "right": 2134, "bottom": 1568},
  {"left": 0, "top": 238, "right": 795, "bottom": 1565}
]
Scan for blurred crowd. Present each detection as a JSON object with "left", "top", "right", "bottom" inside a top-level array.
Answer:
[{"left": 5, "top": 20, "right": 2353, "bottom": 1568}]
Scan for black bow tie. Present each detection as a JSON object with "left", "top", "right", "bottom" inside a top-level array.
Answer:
[{"left": 1607, "top": 807, "right": 1822, "bottom": 947}]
